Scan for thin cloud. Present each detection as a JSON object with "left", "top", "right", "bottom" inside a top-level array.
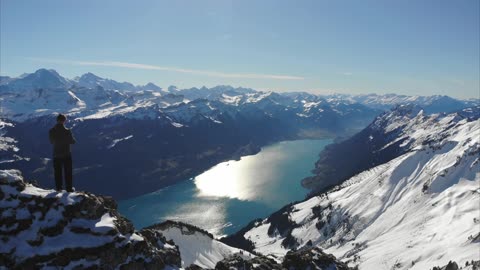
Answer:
[{"left": 27, "top": 57, "right": 304, "bottom": 80}]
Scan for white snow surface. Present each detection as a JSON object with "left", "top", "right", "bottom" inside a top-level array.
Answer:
[
  {"left": 157, "top": 224, "right": 253, "bottom": 268},
  {"left": 108, "top": 135, "right": 133, "bottom": 149},
  {"left": 0, "top": 119, "right": 28, "bottom": 164},
  {"left": 244, "top": 114, "right": 480, "bottom": 269}
]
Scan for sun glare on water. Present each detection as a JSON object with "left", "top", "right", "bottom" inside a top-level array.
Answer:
[{"left": 194, "top": 149, "right": 287, "bottom": 201}]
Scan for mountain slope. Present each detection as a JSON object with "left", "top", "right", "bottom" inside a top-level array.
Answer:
[
  {"left": 223, "top": 108, "right": 480, "bottom": 269},
  {"left": 302, "top": 105, "right": 479, "bottom": 193}
]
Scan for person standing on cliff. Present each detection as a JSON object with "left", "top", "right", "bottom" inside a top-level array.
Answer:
[{"left": 49, "top": 114, "right": 76, "bottom": 192}]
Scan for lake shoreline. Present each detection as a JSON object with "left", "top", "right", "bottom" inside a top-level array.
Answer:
[{"left": 119, "top": 139, "right": 333, "bottom": 237}]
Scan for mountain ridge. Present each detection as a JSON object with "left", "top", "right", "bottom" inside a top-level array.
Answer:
[
  {"left": 1, "top": 69, "right": 477, "bottom": 122},
  {"left": 221, "top": 106, "right": 480, "bottom": 269}
]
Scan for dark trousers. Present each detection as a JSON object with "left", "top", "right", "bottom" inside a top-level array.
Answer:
[{"left": 53, "top": 156, "right": 73, "bottom": 192}]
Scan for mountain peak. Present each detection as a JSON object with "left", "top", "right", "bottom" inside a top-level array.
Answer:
[
  {"left": 34, "top": 68, "right": 58, "bottom": 75},
  {"left": 31, "top": 68, "right": 63, "bottom": 80},
  {"left": 80, "top": 72, "right": 102, "bottom": 80},
  {"left": 391, "top": 103, "right": 422, "bottom": 116},
  {"left": 168, "top": 85, "right": 179, "bottom": 92},
  {"left": 5, "top": 68, "right": 70, "bottom": 89},
  {"left": 139, "top": 82, "right": 162, "bottom": 91}
]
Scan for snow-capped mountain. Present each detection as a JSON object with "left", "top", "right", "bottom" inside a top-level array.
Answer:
[
  {"left": 172, "top": 85, "right": 256, "bottom": 102},
  {"left": 2, "top": 69, "right": 71, "bottom": 91},
  {"left": 302, "top": 105, "right": 480, "bottom": 193},
  {"left": 1, "top": 69, "right": 476, "bottom": 123},
  {"left": 319, "top": 93, "right": 478, "bottom": 114},
  {"left": 222, "top": 107, "right": 480, "bottom": 269},
  {"left": 0, "top": 169, "right": 353, "bottom": 269},
  {"left": 74, "top": 72, "right": 137, "bottom": 91},
  {"left": 0, "top": 69, "right": 170, "bottom": 121}
]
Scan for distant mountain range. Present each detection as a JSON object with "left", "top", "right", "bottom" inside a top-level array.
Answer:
[{"left": 1, "top": 69, "right": 477, "bottom": 121}]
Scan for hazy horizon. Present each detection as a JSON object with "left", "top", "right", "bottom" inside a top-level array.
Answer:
[
  {"left": 2, "top": 67, "right": 480, "bottom": 100},
  {"left": 1, "top": 0, "right": 479, "bottom": 99}
]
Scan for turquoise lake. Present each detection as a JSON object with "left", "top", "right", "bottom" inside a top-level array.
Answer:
[{"left": 118, "top": 139, "right": 332, "bottom": 237}]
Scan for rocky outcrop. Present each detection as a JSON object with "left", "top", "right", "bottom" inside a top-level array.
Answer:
[
  {"left": 215, "top": 254, "right": 283, "bottom": 270},
  {"left": 214, "top": 247, "right": 354, "bottom": 270},
  {"left": 146, "top": 220, "right": 215, "bottom": 239},
  {"left": 431, "top": 260, "right": 480, "bottom": 270},
  {"left": 0, "top": 169, "right": 181, "bottom": 269},
  {"left": 282, "top": 247, "right": 354, "bottom": 270}
]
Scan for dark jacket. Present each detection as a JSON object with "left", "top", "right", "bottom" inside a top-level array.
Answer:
[{"left": 49, "top": 123, "right": 76, "bottom": 158}]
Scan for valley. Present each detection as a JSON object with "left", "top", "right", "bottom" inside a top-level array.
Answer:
[
  {"left": 0, "top": 69, "right": 479, "bottom": 269},
  {"left": 118, "top": 139, "right": 332, "bottom": 237}
]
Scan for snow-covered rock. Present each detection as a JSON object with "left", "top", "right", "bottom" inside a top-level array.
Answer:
[
  {"left": 215, "top": 247, "right": 353, "bottom": 270},
  {"left": 149, "top": 221, "right": 253, "bottom": 269},
  {"left": 0, "top": 169, "right": 181, "bottom": 269}
]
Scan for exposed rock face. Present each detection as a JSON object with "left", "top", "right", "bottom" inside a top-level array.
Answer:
[
  {"left": 215, "top": 254, "right": 283, "bottom": 270},
  {"left": 0, "top": 170, "right": 181, "bottom": 269},
  {"left": 147, "top": 220, "right": 215, "bottom": 239},
  {"left": 214, "top": 247, "right": 354, "bottom": 270},
  {"left": 282, "top": 247, "right": 353, "bottom": 270},
  {"left": 432, "top": 260, "right": 480, "bottom": 270}
]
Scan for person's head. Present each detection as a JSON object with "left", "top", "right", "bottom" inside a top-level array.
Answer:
[{"left": 56, "top": 114, "right": 67, "bottom": 124}]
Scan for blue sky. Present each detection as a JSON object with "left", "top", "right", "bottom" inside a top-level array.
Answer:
[{"left": 1, "top": 0, "right": 479, "bottom": 98}]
